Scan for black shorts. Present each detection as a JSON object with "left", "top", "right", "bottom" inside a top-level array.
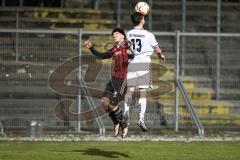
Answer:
[{"left": 103, "top": 77, "right": 127, "bottom": 106}]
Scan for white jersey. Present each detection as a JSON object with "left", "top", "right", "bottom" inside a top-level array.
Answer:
[{"left": 127, "top": 28, "right": 158, "bottom": 63}]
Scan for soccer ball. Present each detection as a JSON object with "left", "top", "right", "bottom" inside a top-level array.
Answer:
[{"left": 135, "top": 2, "right": 150, "bottom": 16}]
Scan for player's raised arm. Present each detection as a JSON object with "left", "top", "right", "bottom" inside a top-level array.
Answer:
[
  {"left": 84, "top": 40, "right": 93, "bottom": 49},
  {"left": 84, "top": 40, "right": 110, "bottom": 59},
  {"left": 155, "top": 46, "right": 166, "bottom": 61}
]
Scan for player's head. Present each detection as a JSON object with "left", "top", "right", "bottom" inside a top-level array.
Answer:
[
  {"left": 131, "top": 12, "right": 145, "bottom": 26},
  {"left": 112, "top": 28, "right": 126, "bottom": 42}
]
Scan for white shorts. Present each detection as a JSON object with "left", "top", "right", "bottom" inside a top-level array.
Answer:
[{"left": 127, "top": 62, "right": 152, "bottom": 89}]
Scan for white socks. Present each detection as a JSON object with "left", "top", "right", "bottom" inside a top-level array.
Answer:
[
  {"left": 138, "top": 97, "right": 147, "bottom": 122},
  {"left": 123, "top": 105, "right": 129, "bottom": 115},
  {"left": 124, "top": 88, "right": 147, "bottom": 122},
  {"left": 124, "top": 90, "right": 132, "bottom": 115}
]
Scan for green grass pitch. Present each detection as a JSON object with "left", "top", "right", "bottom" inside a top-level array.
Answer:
[{"left": 0, "top": 141, "right": 240, "bottom": 160}]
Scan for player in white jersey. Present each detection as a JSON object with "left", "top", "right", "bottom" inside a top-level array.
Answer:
[{"left": 122, "top": 12, "right": 165, "bottom": 138}]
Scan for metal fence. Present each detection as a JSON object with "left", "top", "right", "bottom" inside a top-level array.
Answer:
[
  {"left": 175, "top": 32, "right": 240, "bottom": 131},
  {"left": 0, "top": 29, "right": 80, "bottom": 133},
  {"left": 1, "top": 0, "right": 240, "bottom": 33},
  {"left": 0, "top": 29, "right": 240, "bottom": 136}
]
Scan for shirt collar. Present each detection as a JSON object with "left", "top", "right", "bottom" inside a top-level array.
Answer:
[
  {"left": 116, "top": 40, "right": 125, "bottom": 48},
  {"left": 134, "top": 26, "right": 144, "bottom": 30}
]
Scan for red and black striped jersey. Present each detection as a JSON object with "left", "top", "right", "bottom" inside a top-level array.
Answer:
[{"left": 106, "top": 42, "right": 133, "bottom": 79}]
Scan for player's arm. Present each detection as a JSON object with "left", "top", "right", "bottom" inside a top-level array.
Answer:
[
  {"left": 154, "top": 46, "right": 165, "bottom": 61},
  {"left": 84, "top": 40, "right": 110, "bottom": 59},
  {"left": 149, "top": 33, "right": 165, "bottom": 61},
  {"left": 125, "top": 40, "right": 134, "bottom": 60},
  {"left": 127, "top": 49, "right": 134, "bottom": 60}
]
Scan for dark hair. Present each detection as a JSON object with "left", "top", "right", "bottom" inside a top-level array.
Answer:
[
  {"left": 131, "top": 12, "right": 143, "bottom": 26},
  {"left": 112, "top": 28, "right": 126, "bottom": 38}
]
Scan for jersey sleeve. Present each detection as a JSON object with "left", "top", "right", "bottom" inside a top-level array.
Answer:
[
  {"left": 126, "top": 31, "right": 130, "bottom": 41},
  {"left": 89, "top": 47, "right": 111, "bottom": 59},
  {"left": 149, "top": 33, "right": 159, "bottom": 48}
]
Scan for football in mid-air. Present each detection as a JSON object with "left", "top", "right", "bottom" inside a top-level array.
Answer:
[{"left": 135, "top": 2, "right": 150, "bottom": 16}]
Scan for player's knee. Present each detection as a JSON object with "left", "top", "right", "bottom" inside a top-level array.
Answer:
[
  {"left": 140, "top": 90, "right": 147, "bottom": 97},
  {"left": 101, "top": 97, "right": 110, "bottom": 106},
  {"left": 100, "top": 97, "right": 111, "bottom": 112},
  {"left": 128, "top": 87, "right": 135, "bottom": 92}
]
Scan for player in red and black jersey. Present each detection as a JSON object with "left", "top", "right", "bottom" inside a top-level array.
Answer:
[{"left": 84, "top": 28, "right": 134, "bottom": 137}]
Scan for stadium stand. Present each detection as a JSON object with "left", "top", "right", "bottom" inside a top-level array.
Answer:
[{"left": 0, "top": 7, "right": 115, "bottom": 30}]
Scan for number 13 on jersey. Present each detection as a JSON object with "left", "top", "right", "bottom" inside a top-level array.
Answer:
[{"left": 131, "top": 38, "right": 142, "bottom": 52}]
